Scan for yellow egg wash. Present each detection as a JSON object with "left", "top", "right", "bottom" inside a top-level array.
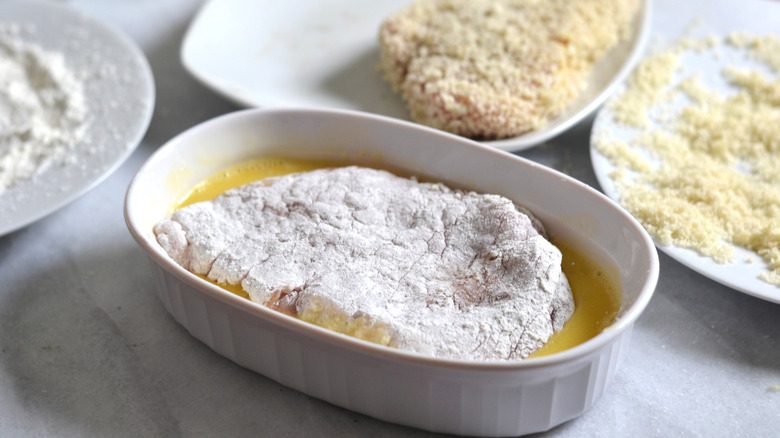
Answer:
[
  {"left": 176, "top": 156, "right": 622, "bottom": 357},
  {"left": 528, "top": 239, "right": 621, "bottom": 357}
]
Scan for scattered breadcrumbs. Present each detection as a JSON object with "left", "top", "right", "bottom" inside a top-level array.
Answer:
[
  {"left": 594, "top": 32, "right": 780, "bottom": 287},
  {"left": 378, "top": 0, "right": 640, "bottom": 139}
]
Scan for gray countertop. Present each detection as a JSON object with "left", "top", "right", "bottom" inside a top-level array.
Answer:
[{"left": 0, "top": 1, "right": 778, "bottom": 437}]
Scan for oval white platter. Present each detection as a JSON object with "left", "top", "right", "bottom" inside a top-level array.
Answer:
[
  {"left": 181, "top": 0, "right": 650, "bottom": 152},
  {"left": 590, "top": 0, "right": 780, "bottom": 304},
  {"left": 0, "top": 1, "right": 155, "bottom": 237}
]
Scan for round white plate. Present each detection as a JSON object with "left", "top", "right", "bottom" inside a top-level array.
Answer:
[
  {"left": 181, "top": 0, "right": 650, "bottom": 152},
  {"left": 590, "top": 0, "right": 780, "bottom": 304},
  {"left": 0, "top": 1, "right": 154, "bottom": 237}
]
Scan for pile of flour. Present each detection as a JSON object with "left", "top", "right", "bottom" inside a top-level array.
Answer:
[{"left": 0, "top": 25, "right": 87, "bottom": 194}]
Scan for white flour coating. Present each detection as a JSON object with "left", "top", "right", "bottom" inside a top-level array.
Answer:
[
  {"left": 155, "top": 166, "right": 575, "bottom": 360},
  {"left": 0, "top": 26, "right": 87, "bottom": 194}
]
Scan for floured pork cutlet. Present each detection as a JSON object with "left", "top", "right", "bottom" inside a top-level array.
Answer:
[
  {"left": 154, "top": 166, "right": 574, "bottom": 361},
  {"left": 378, "top": 0, "right": 640, "bottom": 139}
]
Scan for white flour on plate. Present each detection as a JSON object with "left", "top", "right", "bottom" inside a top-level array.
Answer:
[{"left": 0, "top": 25, "right": 87, "bottom": 194}]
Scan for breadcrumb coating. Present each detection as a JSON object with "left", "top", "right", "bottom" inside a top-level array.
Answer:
[{"left": 378, "top": 0, "right": 639, "bottom": 139}]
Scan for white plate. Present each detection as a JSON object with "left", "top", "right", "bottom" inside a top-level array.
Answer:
[
  {"left": 590, "top": 0, "right": 780, "bottom": 304},
  {"left": 0, "top": 1, "right": 154, "bottom": 237},
  {"left": 181, "top": 0, "right": 650, "bottom": 151}
]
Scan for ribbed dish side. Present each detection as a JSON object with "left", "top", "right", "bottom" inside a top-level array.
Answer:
[{"left": 150, "top": 260, "right": 632, "bottom": 437}]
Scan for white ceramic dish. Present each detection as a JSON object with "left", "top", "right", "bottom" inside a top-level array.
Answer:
[
  {"left": 125, "top": 108, "right": 658, "bottom": 436},
  {"left": 180, "top": 0, "right": 651, "bottom": 152},
  {"left": 0, "top": 1, "right": 154, "bottom": 237},
  {"left": 590, "top": 0, "right": 780, "bottom": 304}
]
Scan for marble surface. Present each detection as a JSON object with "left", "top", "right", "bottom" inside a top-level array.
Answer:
[{"left": 0, "top": 1, "right": 778, "bottom": 437}]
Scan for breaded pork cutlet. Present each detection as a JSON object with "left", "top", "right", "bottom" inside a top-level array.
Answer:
[{"left": 379, "top": 0, "right": 640, "bottom": 139}]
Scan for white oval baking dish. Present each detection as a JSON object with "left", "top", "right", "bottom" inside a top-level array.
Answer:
[{"left": 124, "top": 108, "right": 658, "bottom": 437}]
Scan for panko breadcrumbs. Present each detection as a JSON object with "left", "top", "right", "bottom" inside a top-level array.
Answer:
[
  {"left": 378, "top": 0, "right": 640, "bottom": 139},
  {"left": 594, "top": 33, "right": 780, "bottom": 287}
]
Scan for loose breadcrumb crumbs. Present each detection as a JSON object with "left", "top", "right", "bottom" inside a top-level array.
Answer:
[
  {"left": 595, "top": 32, "right": 780, "bottom": 287},
  {"left": 607, "top": 49, "right": 681, "bottom": 128}
]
